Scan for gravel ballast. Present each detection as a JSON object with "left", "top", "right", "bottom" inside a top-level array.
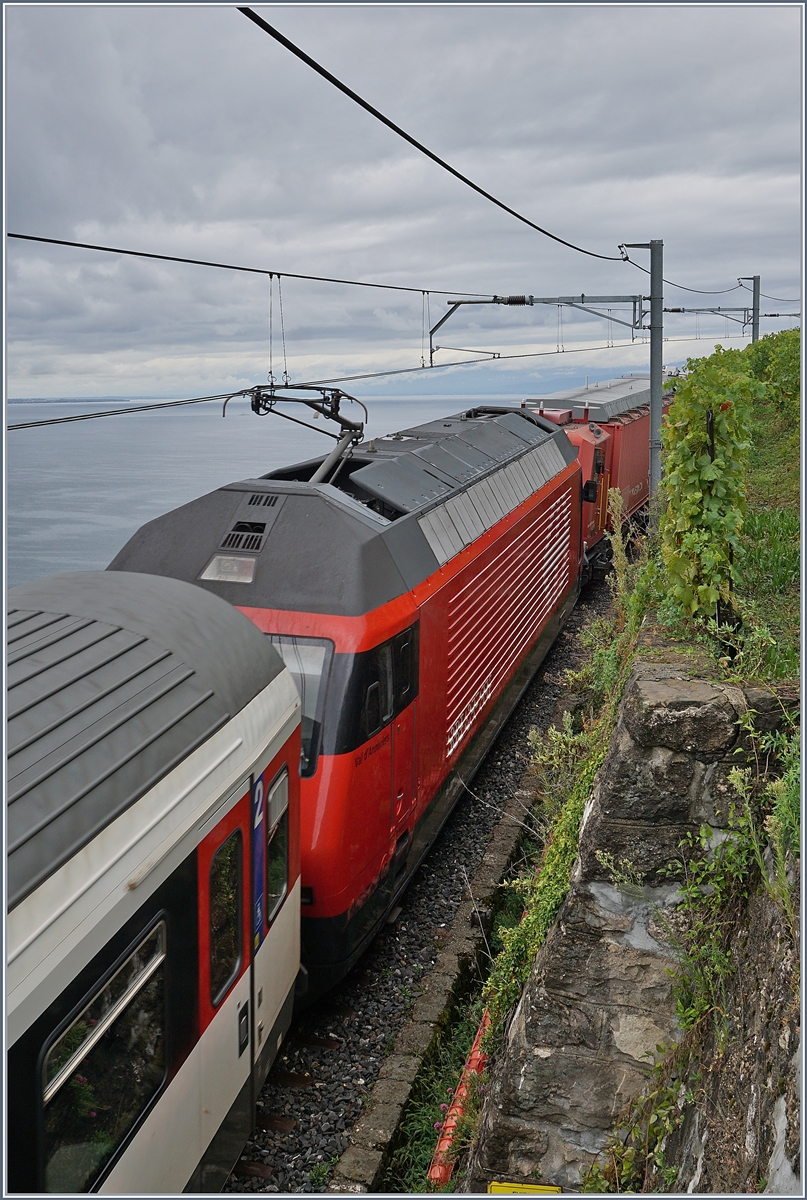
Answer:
[{"left": 226, "top": 581, "right": 610, "bottom": 1193}]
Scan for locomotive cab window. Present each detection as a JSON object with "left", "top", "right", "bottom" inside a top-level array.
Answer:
[
  {"left": 393, "top": 628, "right": 418, "bottom": 708},
  {"left": 266, "top": 769, "right": 289, "bottom": 923},
  {"left": 364, "top": 681, "right": 382, "bottom": 737},
  {"left": 362, "top": 644, "right": 393, "bottom": 739},
  {"left": 267, "top": 635, "right": 334, "bottom": 776},
  {"left": 40, "top": 921, "right": 167, "bottom": 1193},
  {"left": 329, "top": 623, "right": 420, "bottom": 756},
  {"left": 210, "top": 831, "right": 243, "bottom": 1006}
]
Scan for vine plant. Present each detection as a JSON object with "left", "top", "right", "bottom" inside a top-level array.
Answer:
[{"left": 660, "top": 347, "right": 763, "bottom": 617}]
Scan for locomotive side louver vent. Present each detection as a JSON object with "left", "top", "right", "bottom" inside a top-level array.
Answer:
[
  {"left": 445, "top": 487, "right": 573, "bottom": 757},
  {"left": 248, "top": 493, "right": 279, "bottom": 507}
]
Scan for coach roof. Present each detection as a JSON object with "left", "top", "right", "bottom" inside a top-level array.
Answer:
[{"left": 7, "top": 571, "right": 284, "bottom": 909}]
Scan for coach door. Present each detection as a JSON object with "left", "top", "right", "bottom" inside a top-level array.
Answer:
[
  {"left": 196, "top": 784, "right": 252, "bottom": 1190},
  {"left": 391, "top": 625, "right": 418, "bottom": 838}
]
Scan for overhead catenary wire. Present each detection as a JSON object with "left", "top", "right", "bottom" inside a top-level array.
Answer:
[
  {"left": 6, "top": 232, "right": 490, "bottom": 299},
  {"left": 618, "top": 248, "right": 749, "bottom": 296},
  {"left": 7, "top": 392, "right": 244, "bottom": 431},
  {"left": 278, "top": 276, "right": 290, "bottom": 384},
  {"left": 297, "top": 329, "right": 755, "bottom": 388},
  {"left": 237, "top": 6, "right": 623, "bottom": 264},
  {"left": 9, "top": 228, "right": 772, "bottom": 426},
  {"left": 9, "top": 327, "right": 757, "bottom": 430},
  {"left": 738, "top": 281, "right": 800, "bottom": 304},
  {"left": 237, "top": 8, "right": 771, "bottom": 301},
  {"left": 9, "top": 230, "right": 762, "bottom": 311}
]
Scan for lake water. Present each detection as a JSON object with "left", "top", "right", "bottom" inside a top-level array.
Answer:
[{"left": 6, "top": 394, "right": 524, "bottom": 589}]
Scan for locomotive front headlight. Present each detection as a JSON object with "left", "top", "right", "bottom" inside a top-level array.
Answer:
[{"left": 199, "top": 554, "right": 256, "bottom": 583}]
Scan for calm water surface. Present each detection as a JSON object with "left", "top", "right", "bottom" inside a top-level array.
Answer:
[{"left": 7, "top": 395, "right": 508, "bottom": 588}]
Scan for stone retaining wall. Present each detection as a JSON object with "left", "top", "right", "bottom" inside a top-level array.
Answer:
[{"left": 463, "top": 655, "right": 799, "bottom": 1192}]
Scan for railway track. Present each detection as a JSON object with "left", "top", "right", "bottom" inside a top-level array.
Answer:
[{"left": 225, "top": 580, "right": 610, "bottom": 1193}]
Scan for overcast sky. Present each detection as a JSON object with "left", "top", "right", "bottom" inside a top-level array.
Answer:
[{"left": 4, "top": 2, "right": 802, "bottom": 399}]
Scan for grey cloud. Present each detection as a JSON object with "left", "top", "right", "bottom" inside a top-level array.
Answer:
[{"left": 5, "top": 4, "right": 800, "bottom": 398}]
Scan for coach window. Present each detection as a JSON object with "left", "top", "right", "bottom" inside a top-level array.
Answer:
[
  {"left": 210, "top": 830, "right": 243, "bottom": 1006},
  {"left": 41, "top": 921, "right": 167, "bottom": 1193},
  {"left": 266, "top": 769, "right": 289, "bottom": 923}
]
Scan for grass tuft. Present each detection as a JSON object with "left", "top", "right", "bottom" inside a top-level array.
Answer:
[{"left": 383, "top": 1000, "right": 486, "bottom": 1193}]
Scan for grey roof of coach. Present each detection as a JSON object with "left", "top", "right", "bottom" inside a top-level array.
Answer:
[
  {"left": 6, "top": 571, "right": 284, "bottom": 910},
  {"left": 108, "top": 407, "right": 577, "bottom": 618},
  {"left": 527, "top": 375, "right": 651, "bottom": 423}
]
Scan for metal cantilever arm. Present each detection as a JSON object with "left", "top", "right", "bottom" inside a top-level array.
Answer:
[
  {"left": 561, "top": 302, "right": 641, "bottom": 331},
  {"left": 428, "top": 293, "right": 646, "bottom": 364},
  {"left": 429, "top": 303, "right": 462, "bottom": 365}
]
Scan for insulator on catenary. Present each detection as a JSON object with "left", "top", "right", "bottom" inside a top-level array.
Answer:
[{"left": 494, "top": 295, "right": 530, "bottom": 305}]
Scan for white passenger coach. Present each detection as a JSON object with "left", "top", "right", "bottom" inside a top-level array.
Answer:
[{"left": 6, "top": 571, "right": 301, "bottom": 1192}]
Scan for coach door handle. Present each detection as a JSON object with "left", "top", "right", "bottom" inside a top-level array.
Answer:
[{"left": 238, "top": 1000, "right": 249, "bottom": 1057}]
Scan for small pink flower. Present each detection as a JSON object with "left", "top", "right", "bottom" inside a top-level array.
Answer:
[
  {"left": 440, "top": 1104, "right": 449, "bottom": 1111},
  {"left": 433, "top": 1122, "right": 442, "bottom": 1130},
  {"left": 446, "top": 1088, "right": 453, "bottom": 1095},
  {"left": 76, "top": 1075, "right": 87, "bottom": 1084},
  {"left": 90, "top": 1112, "right": 97, "bottom": 1119}
]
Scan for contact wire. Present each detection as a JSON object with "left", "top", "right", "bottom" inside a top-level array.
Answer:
[{"left": 238, "top": 7, "right": 623, "bottom": 263}]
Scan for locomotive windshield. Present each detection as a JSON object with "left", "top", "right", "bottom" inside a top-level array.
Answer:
[{"left": 267, "top": 636, "right": 334, "bottom": 776}]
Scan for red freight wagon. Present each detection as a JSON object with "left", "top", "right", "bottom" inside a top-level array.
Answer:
[
  {"left": 109, "top": 406, "right": 582, "bottom": 1001},
  {"left": 523, "top": 375, "right": 671, "bottom": 578}
]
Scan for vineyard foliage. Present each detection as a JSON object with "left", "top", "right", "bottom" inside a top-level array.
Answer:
[
  {"left": 742, "top": 327, "right": 800, "bottom": 421},
  {"left": 660, "top": 346, "right": 764, "bottom": 616}
]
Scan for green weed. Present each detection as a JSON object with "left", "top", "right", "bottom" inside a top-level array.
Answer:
[
  {"left": 660, "top": 814, "right": 754, "bottom": 1040},
  {"left": 308, "top": 1154, "right": 339, "bottom": 1190},
  {"left": 582, "top": 1038, "right": 699, "bottom": 1193},
  {"left": 765, "top": 729, "right": 800, "bottom": 858},
  {"left": 594, "top": 849, "right": 646, "bottom": 898},
  {"left": 382, "top": 1000, "right": 485, "bottom": 1193},
  {"left": 739, "top": 509, "right": 800, "bottom": 598},
  {"left": 728, "top": 725, "right": 800, "bottom": 938}
]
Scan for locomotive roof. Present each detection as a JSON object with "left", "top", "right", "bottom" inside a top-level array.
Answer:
[
  {"left": 526, "top": 374, "right": 651, "bottom": 422},
  {"left": 6, "top": 571, "right": 284, "bottom": 910},
  {"left": 108, "top": 406, "right": 576, "bottom": 618}
]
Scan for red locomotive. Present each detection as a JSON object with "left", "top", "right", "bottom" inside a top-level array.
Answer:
[{"left": 109, "top": 375, "right": 659, "bottom": 1001}]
